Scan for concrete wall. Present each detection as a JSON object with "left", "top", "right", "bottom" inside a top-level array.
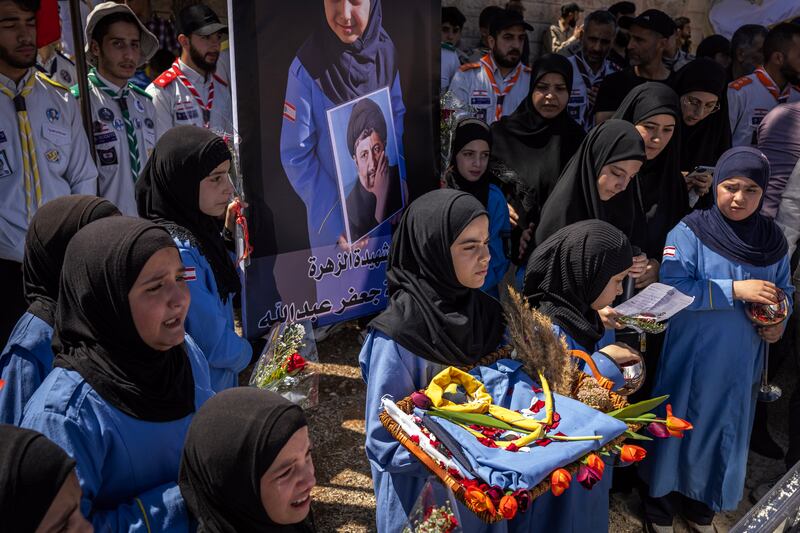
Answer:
[{"left": 444, "top": 0, "right": 714, "bottom": 57}]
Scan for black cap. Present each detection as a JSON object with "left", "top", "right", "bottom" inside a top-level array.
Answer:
[
  {"left": 623, "top": 9, "right": 676, "bottom": 38},
  {"left": 176, "top": 4, "right": 228, "bottom": 37},
  {"left": 561, "top": 3, "right": 583, "bottom": 17},
  {"left": 489, "top": 9, "right": 533, "bottom": 36}
]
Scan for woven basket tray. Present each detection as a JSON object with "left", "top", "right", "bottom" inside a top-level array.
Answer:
[{"left": 378, "top": 347, "right": 639, "bottom": 523}]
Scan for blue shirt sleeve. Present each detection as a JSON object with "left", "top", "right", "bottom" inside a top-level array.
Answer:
[
  {"left": 22, "top": 406, "right": 189, "bottom": 532},
  {"left": 552, "top": 324, "right": 625, "bottom": 391},
  {"left": 0, "top": 315, "right": 53, "bottom": 425},
  {"left": 481, "top": 185, "right": 510, "bottom": 296},
  {"left": 659, "top": 223, "right": 735, "bottom": 311},
  {"left": 0, "top": 345, "right": 47, "bottom": 425},
  {"left": 359, "top": 332, "right": 429, "bottom": 477},
  {"left": 179, "top": 245, "right": 251, "bottom": 392},
  {"left": 278, "top": 59, "right": 340, "bottom": 227}
]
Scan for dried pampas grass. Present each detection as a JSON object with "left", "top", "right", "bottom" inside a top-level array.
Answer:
[{"left": 502, "top": 287, "right": 576, "bottom": 396}]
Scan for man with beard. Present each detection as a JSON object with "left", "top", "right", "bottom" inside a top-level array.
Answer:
[
  {"left": 594, "top": 9, "right": 675, "bottom": 124},
  {"left": 72, "top": 2, "right": 160, "bottom": 216},
  {"left": 728, "top": 23, "right": 800, "bottom": 147},
  {"left": 449, "top": 9, "right": 532, "bottom": 125},
  {"left": 0, "top": 0, "right": 97, "bottom": 345},
  {"left": 544, "top": 3, "right": 583, "bottom": 54},
  {"left": 147, "top": 4, "right": 232, "bottom": 133},
  {"left": 344, "top": 98, "right": 401, "bottom": 242},
  {"left": 566, "top": 10, "right": 619, "bottom": 131},
  {"left": 729, "top": 24, "right": 768, "bottom": 83}
]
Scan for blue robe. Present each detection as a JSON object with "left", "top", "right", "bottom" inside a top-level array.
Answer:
[
  {"left": 482, "top": 184, "right": 511, "bottom": 299},
  {"left": 639, "top": 221, "right": 794, "bottom": 512},
  {"left": 21, "top": 335, "right": 214, "bottom": 532},
  {"left": 176, "top": 237, "right": 251, "bottom": 392},
  {"left": 0, "top": 312, "right": 54, "bottom": 425},
  {"left": 523, "top": 324, "right": 620, "bottom": 532}
]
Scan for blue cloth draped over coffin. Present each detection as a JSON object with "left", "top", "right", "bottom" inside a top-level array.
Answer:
[{"left": 417, "top": 358, "right": 628, "bottom": 491}]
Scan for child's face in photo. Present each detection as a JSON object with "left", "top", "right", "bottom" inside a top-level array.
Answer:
[
  {"left": 324, "top": 0, "right": 371, "bottom": 44},
  {"left": 716, "top": 176, "right": 763, "bottom": 221}
]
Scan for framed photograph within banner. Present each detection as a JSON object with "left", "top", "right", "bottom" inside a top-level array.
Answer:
[{"left": 327, "top": 87, "right": 406, "bottom": 247}]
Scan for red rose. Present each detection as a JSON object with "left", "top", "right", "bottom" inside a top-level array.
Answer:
[{"left": 284, "top": 353, "right": 307, "bottom": 373}]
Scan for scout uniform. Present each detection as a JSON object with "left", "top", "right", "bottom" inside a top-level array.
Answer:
[
  {"left": 448, "top": 53, "right": 531, "bottom": 124},
  {"left": 72, "top": 69, "right": 160, "bottom": 215},
  {"left": 147, "top": 58, "right": 234, "bottom": 134},
  {"left": 728, "top": 67, "right": 800, "bottom": 147},
  {"left": 36, "top": 49, "right": 77, "bottom": 88},
  {"left": 0, "top": 69, "right": 97, "bottom": 263},
  {"left": 77, "top": 2, "right": 161, "bottom": 215},
  {"left": 567, "top": 51, "right": 619, "bottom": 132},
  {"left": 441, "top": 42, "right": 461, "bottom": 92}
]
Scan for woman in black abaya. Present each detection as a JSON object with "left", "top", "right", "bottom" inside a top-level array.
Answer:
[{"left": 492, "top": 53, "right": 586, "bottom": 262}]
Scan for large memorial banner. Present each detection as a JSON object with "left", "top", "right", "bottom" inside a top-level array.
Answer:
[{"left": 230, "top": 0, "right": 439, "bottom": 337}]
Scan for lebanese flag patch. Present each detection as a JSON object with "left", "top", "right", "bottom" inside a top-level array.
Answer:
[
  {"left": 283, "top": 101, "right": 296, "bottom": 122},
  {"left": 663, "top": 246, "right": 676, "bottom": 258},
  {"left": 183, "top": 267, "right": 197, "bottom": 282}
]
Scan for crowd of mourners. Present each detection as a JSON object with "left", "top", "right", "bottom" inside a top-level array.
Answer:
[{"left": 1, "top": 0, "right": 800, "bottom": 531}]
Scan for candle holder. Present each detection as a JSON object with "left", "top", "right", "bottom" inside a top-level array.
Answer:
[{"left": 746, "top": 289, "right": 789, "bottom": 403}]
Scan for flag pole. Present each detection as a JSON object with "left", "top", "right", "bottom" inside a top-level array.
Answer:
[{"left": 67, "top": 0, "right": 96, "bottom": 170}]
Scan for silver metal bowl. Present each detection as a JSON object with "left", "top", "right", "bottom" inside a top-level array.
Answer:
[{"left": 615, "top": 357, "right": 646, "bottom": 396}]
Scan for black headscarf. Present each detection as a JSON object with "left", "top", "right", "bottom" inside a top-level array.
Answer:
[
  {"left": 696, "top": 35, "right": 731, "bottom": 61},
  {"left": 296, "top": 0, "right": 397, "bottom": 105},
  {"left": 524, "top": 220, "right": 633, "bottom": 351},
  {"left": 492, "top": 54, "right": 586, "bottom": 227},
  {"left": 0, "top": 425, "right": 77, "bottom": 532},
  {"left": 53, "top": 216, "right": 196, "bottom": 421},
  {"left": 446, "top": 118, "right": 493, "bottom": 207},
  {"left": 609, "top": 82, "right": 689, "bottom": 258},
  {"left": 23, "top": 195, "right": 120, "bottom": 327},
  {"left": 180, "top": 388, "right": 312, "bottom": 533},
  {"left": 534, "top": 119, "right": 646, "bottom": 245},
  {"left": 674, "top": 58, "right": 731, "bottom": 174},
  {"left": 136, "top": 126, "right": 239, "bottom": 302},
  {"left": 683, "top": 147, "right": 788, "bottom": 267},
  {"left": 369, "top": 189, "right": 505, "bottom": 366}
]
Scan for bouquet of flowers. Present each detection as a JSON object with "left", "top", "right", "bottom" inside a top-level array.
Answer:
[
  {"left": 403, "top": 477, "right": 462, "bottom": 533},
  {"left": 249, "top": 321, "right": 319, "bottom": 409}
]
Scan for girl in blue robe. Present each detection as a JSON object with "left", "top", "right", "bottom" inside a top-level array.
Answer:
[
  {"left": 21, "top": 217, "right": 214, "bottom": 532},
  {"left": 523, "top": 219, "right": 641, "bottom": 532},
  {"left": 0, "top": 195, "right": 120, "bottom": 425},
  {"left": 136, "top": 126, "right": 251, "bottom": 392},
  {"left": 360, "top": 189, "right": 509, "bottom": 532},
  {"left": 639, "top": 147, "right": 794, "bottom": 529},
  {"left": 444, "top": 118, "right": 511, "bottom": 298}
]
